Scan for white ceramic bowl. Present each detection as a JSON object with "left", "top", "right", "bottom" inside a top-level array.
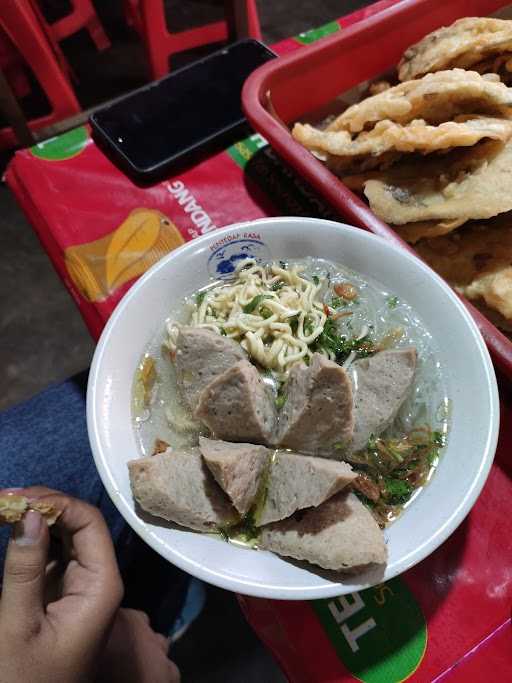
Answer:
[{"left": 87, "top": 217, "right": 499, "bottom": 600}]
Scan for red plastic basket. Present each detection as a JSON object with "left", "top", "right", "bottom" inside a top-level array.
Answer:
[{"left": 242, "top": 0, "right": 512, "bottom": 378}]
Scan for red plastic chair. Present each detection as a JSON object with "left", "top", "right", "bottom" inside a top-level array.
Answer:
[
  {"left": 0, "top": 28, "right": 30, "bottom": 99},
  {"left": 123, "top": 0, "right": 142, "bottom": 34},
  {"left": 135, "top": 0, "right": 262, "bottom": 80},
  {"left": 38, "top": 0, "right": 111, "bottom": 51},
  {"left": 0, "top": 1, "right": 80, "bottom": 148}
]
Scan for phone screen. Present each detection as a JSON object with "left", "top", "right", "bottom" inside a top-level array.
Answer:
[{"left": 91, "top": 40, "right": 276, "bottom": 174}]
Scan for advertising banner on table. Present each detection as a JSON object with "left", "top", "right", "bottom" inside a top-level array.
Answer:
[{"left": 6, "top": 1, "right": 512, "bottom": 680}]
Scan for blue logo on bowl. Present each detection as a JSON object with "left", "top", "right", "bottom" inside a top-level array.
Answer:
[{"left": 207, "top": 235, "right": 271, "bottom": 279}]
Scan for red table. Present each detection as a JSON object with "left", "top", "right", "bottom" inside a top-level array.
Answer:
[{"left": 6, "top": 2, "right": 512, "bottom": 680}]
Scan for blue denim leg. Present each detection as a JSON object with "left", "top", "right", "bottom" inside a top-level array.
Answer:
[
  {"left": 0, "top": 371, "right": 127, "bottom": 558},
  {"left": 0, "top": 372, "right": 191, "bottom": 634}
]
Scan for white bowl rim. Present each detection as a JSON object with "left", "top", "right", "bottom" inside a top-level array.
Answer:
[{"left": 87, "top": 216, "right": 499, "bottom": 600}]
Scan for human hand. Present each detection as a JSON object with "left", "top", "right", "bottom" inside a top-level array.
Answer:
[
  {"left": 0, "top": 487, "right": 123, "bottom": 683},
  {"left": 96, "top": 608, "right": 180, "bottom": 683}
]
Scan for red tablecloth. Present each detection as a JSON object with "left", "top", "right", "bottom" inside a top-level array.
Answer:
[{"left": 6, "top": 2, "right": 512, "bottom": 680}]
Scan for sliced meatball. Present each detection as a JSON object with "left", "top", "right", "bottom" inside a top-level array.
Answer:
[
  {"left": 349, "top": 348, "right": 417, "bottom": 454},
  {"left": 260, "top": 491, "right": 387, "bottom": 570},
  {"left": 198, "top": 437, "right": 356, "bottom": 525},
  {"left": 175, "top": 326, "right": 246, "bottom": 408},
  {"left": 275, "top": 353, "right": 354, "bottom": 457},
  {"left": 199, "top": 437, "right": 269, "bottom": 515},
  {"left": 257, "top": 451, "right": 356, "bottom": 526},
  {"left": 195, "top": 360, "right": 276, "bottom": 445},
  {"left": 128, "top": 448, "right": 237, "bottom": 531}
]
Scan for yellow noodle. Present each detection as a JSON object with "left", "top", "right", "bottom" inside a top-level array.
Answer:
[{"left": 166, "top": 259, "right": 330, "bottom": 379}]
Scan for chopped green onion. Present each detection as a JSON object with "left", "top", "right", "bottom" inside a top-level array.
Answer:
[
  {"left": 271, "top": 281, "right": 284, "bottom": 291},
  {"left": 428, "top": 450, "right": 439, "bottom": 466},
  {"left": 312, "top": 317, "right": 376, "bottom": 364},
  {"left": 312, "top": 275, "right": 320, "bottom": 285},
  {"left": 275, "top": 394, "right": 287, "bottom": 409},
  {"left": 219, "top": 327, "right": 227, "bottom": 336},
  {"left": 432, "top": 431, "right": 446, "bottom": 448},
  {"left": 387, "top": 296, "right": 399, "bottom": 309},
  {"left": 243, "top": 294, "right": 271, "bottom": 314},
  {"left": 289, "top": 315, "right": 299, "bottom": 334},
  {"left": 384, "top": 478, "right": 412, "bottom": 505},
  {"left": 387, "top": 444, "right": 404, "bottom": 463},
  {"left": 195, "top": 291, "right": 206, "bottom": 305},
  {"left": 304, "top": 315, "right": 315, "bottom": 336},
  {"left": 261, "top": 307, "right": 273, "bottom": 320}
]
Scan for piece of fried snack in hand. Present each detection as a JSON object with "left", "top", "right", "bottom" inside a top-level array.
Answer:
[
  {"left": 362, "top": 140, "right": 512, "bottom": 225},
  {"left": 0, "top": 494, "right": 61, "bottom": 525},
  {"left": 293, "top": 116, "right": 512, "bottom": 173},
  {"left": 325, "top": 69, "right": 512, "bottom": 134},
  {"left": 398, "top": 17, "right": 512, "bottom": 81}
]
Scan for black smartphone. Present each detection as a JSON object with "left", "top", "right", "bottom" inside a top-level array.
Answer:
[{"left": 90, "top": 39, "right": 276, "bottom": 181}]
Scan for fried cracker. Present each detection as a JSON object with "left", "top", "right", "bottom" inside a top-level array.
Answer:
[
  {"left": 394, "top": 218, "right": 467, "bottom": 244},
  {"left": 342, "top": 169, "right": 385, "bottom": 192},
  {"left": 415, "top": 213, "right": 512, "bottom": 321},
  {"left": 466, "top": 299, "right": 512, "bottom": 332},
  {"left": 293, "top": 116, "right": 512, "bottom": 173},
  {"left": 473, "top": 52, "right": 512, "bottom": 84},
  {"left": 326, "top": 150, "right": 400, "bottom": 175},
  {"left": 327, "top": 69, "right": 512, "bottom": 134},
  {"left": 362, "top": 140, "right": 512, "bottom": 225},
  {"left": 460, "top": 267, "right": 512, "bottom": 319},
  {"left": 368, "top": 80, "right": 392, "bottom": 96},
  {"left": 0, "top": 494, "right": 61, "bottom": 525},
  {"left": 398, "top": 17, "right": 512, "bottom": 81}
]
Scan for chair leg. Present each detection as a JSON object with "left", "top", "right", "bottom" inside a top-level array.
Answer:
[
  {"left": 246, "top": 0, "right": 261, "bottom": 41},
  {"left": 0, "top": 67, "right": 34, "bottom": 147},
  {"left": 139, "top": 0, "right": 169, "bottom": 79},
  {"left": 225, "top": 0, "right": 262, "bottom": 41},
  {"left": 4, "top": 63, "right": 31, "bottom": 99},
  {"left": 85, "top": 14, "right": 111, "bottom": 51}
]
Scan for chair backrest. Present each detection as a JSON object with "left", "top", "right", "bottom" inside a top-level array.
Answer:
[
  {"left": 137, "top": 0, "right": 261, "bottom": 79},
  {"left": 0, "top": 0, "right": 80, "bottom": 148}
]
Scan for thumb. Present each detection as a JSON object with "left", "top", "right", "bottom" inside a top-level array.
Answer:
[{"left": 0, "top": 511, "right": 49, "bottom": 630}]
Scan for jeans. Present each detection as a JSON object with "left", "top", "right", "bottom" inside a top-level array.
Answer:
[{"left": 0, "top": 371, "right": 190, "bottom": 634}]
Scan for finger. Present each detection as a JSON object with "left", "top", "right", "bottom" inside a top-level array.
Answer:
[
  {"left": 0, "top": 485, "right": 61, "bottom": 500},
  {"left": 37, "top": 494, "right": 123, "bottom": 616},
  {"left": 169, "top": 659, "right": 181, "bottom": 683},
  {"left": 133, "top": 609, "right": 150, "bottom": 626},
  {"left": 21, "top": 493, "right": 117, "bottom": 573},
  {"left": 156, "top": 633, "right": 170, "bottom": 652},
  {"left": 0, "top": 511, "right": 50, "bottom": 633},
  {"left": 48, "top": 495, "right": 119, "bottom": 576},
  {"left": 0, "top": 485, "right": 59, "bottom": 496}
]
